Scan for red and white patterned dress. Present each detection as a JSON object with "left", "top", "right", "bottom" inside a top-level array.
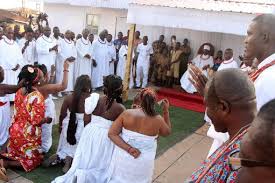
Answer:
[{"left": 2, "top": 89, "right": 45, "bottom": 172}]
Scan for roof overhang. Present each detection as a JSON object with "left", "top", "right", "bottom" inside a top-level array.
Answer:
[
  {"left": 127, "top": 0, "right": 275, "bottom": 36},
  {"left": 44, "top": 0, "right": 129, "bottom": 9}
]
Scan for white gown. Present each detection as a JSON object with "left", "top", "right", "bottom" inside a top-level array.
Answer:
[
  {"left": 107, "top": 42, "right": 116, "bottom": 75},
  {"left": 18, "top": 38, "right": 36, "bottom": 66},
  {"left": 217, "top": 58, "right": 239, "bottom": 71},
  {"left": 52, "top": 93, "right": 115, "bottom": 183},
  {"left": 57, "top": 38, "right": 77, "bottom": 92},
  {"left": 91, "top": 38, "right": 109, "bottom": 88},
  {"left": 107, "top": 128, "right": 158, "bottom": 183},
  {"left": 41, "top": 96, "right": 56, "bottom": 153},
  {"left": 0, "top": 96, "right": 11, "bottom": 145},
  {"left": 36, "top": 35, "right": 57, "bottom": 74},
  {"left": 74, "top": 37, "right": 92, "bottom": 80},
  {"left": 136, "top": 43, "right": 153, "bottom": 88},
  {"left": 181, "top": 54, "right": 214, "bottom": 94},
  {"left": 0, "top": 36, "right": 23, "bottom": 101},
  {"left": 53, "top": 36, "right": 62, "bottom": 84},
  {"left": 56, "top": 111, "right": 84, "bottom": 159},
  {"left": 117, "top": 45, "right": 128, "bottom": 80}
]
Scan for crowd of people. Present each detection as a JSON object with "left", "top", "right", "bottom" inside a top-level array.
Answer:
[{"left": 0, "top": 12, "right": 274, "bottom": 183}]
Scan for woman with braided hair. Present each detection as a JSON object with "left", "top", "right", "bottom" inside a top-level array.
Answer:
[
  {"left": 0, "top": 65, "right": 46, "bottom": 180},
  {"left": 52, "top": 75, "right": 125, "bottom": 183},
  {"left": 43, "top": 75, "right": 91, "bottom": 173},
  {"left": 107, "top": 88, "right": 171, "bottom": 183}
]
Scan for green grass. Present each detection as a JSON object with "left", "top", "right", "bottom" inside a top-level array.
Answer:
[{"left": 16, "top": 101, "right": 204, "bottom": 183}]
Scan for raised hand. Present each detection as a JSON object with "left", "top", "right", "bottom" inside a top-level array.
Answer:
[
  {"left": 162, "top": 99, "right": 170, "bottom": 113},
  {"left": 63, "top": 60, "right": 70, "bottom": 71},
  {"left": 188, "top": 64, "right": 208, "bottom": 96},
  {"left": 92, "top": 59, "right": 97, "bottom": 67},
  {"left": 12, "top": 64, "right": 20, "bottom": 71}
]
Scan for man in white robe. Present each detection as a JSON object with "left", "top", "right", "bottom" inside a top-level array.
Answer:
[
  {"left": 217, "top": 49, "right": 239, "bottom": 71},
  {"left": 0, "top": 27, "right": 23, "bottom": 101},
  {"left": 18, "top": 27, "right": 36, "bottom": 66},
  {"left": 58, "top": 30, "right": 77, "bottom": 92},
  {"left": 181, "top": 45, "right": 214, "bottom": 93},
  {"left": 91, "top": 30, "right": 109, "bottom": 89},
  {"left": 117, "top": 44, "right": 128, "bottom": 80},
  {"left": 52, "top": 26, "right": 63, "bottom": 97},
  {"left": 74, "top": 28, "right": 92, "bottom": 81},
  {"left": 36, "top": 26, "right": 58, "bottom": 76},
  {"left": 136, "top": 36, "right": 153, "bottom": 88},
  {"left": 106, "top": 34, "right": 116, "bottom": 75}
]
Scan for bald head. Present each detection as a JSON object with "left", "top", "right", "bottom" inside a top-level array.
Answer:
[
  {"left": 99, "top": 29, "right": 108, "bottom": 40},
  {"left": 64, "top": 30, "right": 71, "bottom": 40},
  {"left": 5, "top": 27, "right": 14, "bottom": 40},
  {"left": 206, "top": 69, "right": 255, "bottom": 104},
  {"left": 244, "top": 14, "right": 275, "bottom": 63},
  {"left": 224, "top": 48, "right": 233, "bottom": 60},
  {"left": 43, "top": 26, "right": 51, "bottom": 37},
  {"left": 82, "top": 28, "right": 89, "bottom": 39},
  {"left": 205, "top": 69, "right": 256, "bottom": 133}
]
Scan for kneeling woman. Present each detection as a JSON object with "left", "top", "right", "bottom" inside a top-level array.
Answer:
[
  {"left": 43, "top": 75, "right": 92, "bottom": 173},
  {"left": 52, "top": 75, "right": 125, "bottom": 183},
  {"left": 0, "top": 66, "right": 46, "bottom": 179},
  {"left": 107, "top": 88, "right": 171, "bottom": 183}
]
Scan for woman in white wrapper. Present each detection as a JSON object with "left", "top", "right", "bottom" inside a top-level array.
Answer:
[
  {"left": 52, "top": 75, "right": 125, "bottom": 183},
  {"left": 43, "top": 75, "right": 91, "bottom": 173},
  {"left": 107, "top": 88, "right": 171, "bottom": 183}
]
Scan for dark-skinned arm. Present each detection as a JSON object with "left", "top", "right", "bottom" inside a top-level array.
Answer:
[
  {"left": 108, "top": 111, "right": 141, "bottom": 159},
  {"left": 39, "top": 60, "right": 69, "bottom": 97}
]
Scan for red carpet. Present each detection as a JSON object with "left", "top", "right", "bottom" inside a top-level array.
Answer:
[{"left": 157, "top": 88, "right": 205, "bottom": 113}]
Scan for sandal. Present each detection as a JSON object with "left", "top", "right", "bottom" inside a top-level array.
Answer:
[{"left": 0, "top": 159, "right": 8, "bottom": 182}]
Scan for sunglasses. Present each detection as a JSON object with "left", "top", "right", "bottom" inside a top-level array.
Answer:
[{"left": 229, "top": 150, "right": 275, "bottom": 171}]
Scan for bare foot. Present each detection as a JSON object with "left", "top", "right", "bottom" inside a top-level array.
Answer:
[{"left": 0, "top": 159, "right": 8, "bottom": 182}]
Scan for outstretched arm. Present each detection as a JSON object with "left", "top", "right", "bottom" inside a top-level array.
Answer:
[
  {"left": 0, "top": 79, "right": 24, "bottom": 95},
  {"left": 39, "top": 60, "right": 69, "bottom": 97},
  {"left": 159, "top": 99, "right": 172, "bottom": 137},
  {"left": 108, "top": 112, "right": 141, "bottom": 159}
]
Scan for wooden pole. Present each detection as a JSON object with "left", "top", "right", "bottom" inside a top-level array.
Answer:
[{"left": 122, "top": 24, "right": 136, "bottom": 102}]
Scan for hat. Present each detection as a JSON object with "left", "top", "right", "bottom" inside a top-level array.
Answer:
[{"left": 203, "top": 45, "right": 210, "bottom": 51}]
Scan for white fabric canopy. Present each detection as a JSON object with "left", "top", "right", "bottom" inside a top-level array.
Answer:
[
  {"left": 44, "top": 0, "right": 129, "bottom": 9},
  {"left": 127, "top": 4, "right": 256, "bottom": 36}
]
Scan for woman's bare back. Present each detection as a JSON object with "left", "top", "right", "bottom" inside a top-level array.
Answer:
[
  {"left": 92, "top": 96, "right": 125, "bottom": 121},
  {"left": 122, "top": 109, "right": 164, "bottom": 137}
]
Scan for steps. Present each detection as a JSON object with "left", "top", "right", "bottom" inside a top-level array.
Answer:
[{"left": 157, "top": 88, "right": 205, "bottom": 113}]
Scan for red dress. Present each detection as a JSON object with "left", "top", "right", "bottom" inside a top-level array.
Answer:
[{"left": 2, "top": 89, "right": 45, "bottom": 172}]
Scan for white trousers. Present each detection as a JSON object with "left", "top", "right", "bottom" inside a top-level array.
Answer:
[{"left": 136, "top": 64, "right": 149, "bottom": 88}]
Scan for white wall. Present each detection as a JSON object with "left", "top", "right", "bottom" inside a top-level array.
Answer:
[
  {"left": 136, "top": 25, "right": 245, "bottom": 62},
  {"left": 43, "top": 3, "right": 245, "bottom": 62},
  {"left": 44, "top": 3, "right": 128, "bottom": 37},
  {"left": 44, "top": 3, "right": 90, "bottom": 34}
]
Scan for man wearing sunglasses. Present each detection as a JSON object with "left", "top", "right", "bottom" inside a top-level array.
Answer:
[{"left": 233, "top": 99, "right": 275, "bottom": 182}]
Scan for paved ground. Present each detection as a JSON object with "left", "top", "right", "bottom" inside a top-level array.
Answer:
[{"left": 2, "top": 89, "right": 212, "bottom": 183}]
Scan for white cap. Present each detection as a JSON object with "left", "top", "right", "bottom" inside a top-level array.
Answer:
[{"left": 203, "top": 45, "right": 210, "bottom": 51}]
